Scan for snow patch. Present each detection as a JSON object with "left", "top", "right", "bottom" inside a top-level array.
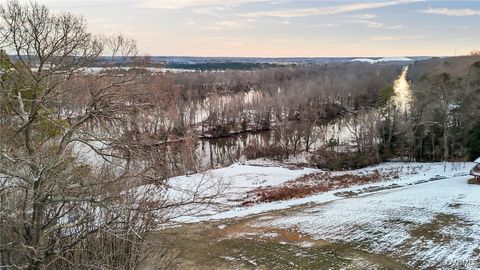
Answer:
[{"left": 351, "top": 57, "right": 414, "bottom": 64}]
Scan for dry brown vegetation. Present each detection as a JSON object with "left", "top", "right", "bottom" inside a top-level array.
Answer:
[{"left": 242, "top": 171, "right": 391, "bottom": 205}]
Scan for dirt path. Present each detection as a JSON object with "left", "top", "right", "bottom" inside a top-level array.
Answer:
[{"left": 142, "top": 206, "right": 413, "bottom": 269}]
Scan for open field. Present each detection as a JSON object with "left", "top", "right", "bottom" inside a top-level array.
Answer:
[{"left": 142, "top": 161, "right": 479, "bottom": 269}]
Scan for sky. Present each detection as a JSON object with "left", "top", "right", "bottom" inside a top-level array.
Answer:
[{"left": 9, "top": 0, "right": 480, "bottom": 57}]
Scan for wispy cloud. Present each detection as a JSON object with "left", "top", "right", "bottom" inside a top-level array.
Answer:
[
  {"left": 275, "top": 20, "right": 291, "bottom": 25},
  {"left": 348, "top": 14, "right": 404, "bottom": 29},
  {"left": 420, "top": 7, "right": 480, "bottom": 16},
  {"left": 387, "top": 24, "right": 406, "bottom": 29},
  {"left": 243, "top": 0, "right": 423, "bottom": 18},
  {"left": 308, "top": 23, "right": 340, "bottom": 28},
  {"left": 370, "top": 34, "right": 429, "bottom": 41},
  {"left": 204, "top": 19, "right": 256, "bottom": 30},
  {"left": 182, "top": 18, "right": 196, "bottom": 26},
  {"left": 350, "top": 13, "right": 377, "bottom": 20},
  {"left": 140, "top": 0, "right": 269, "bottom": 9},
  {"left": 355, "top": 19, "right": 384, "bottom": 28},
  {"left": 351, "top": 19, "right": 405, "bottom": 29},
  {"left": 193, "top": 6, "right": 232, "bottom": 18}
]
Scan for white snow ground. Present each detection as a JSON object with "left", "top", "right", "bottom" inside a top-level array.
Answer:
[
  {"left": 151, "top": 160, "right": 479, "bottom": 269},
  {"left": 257, "top": 166, "right": 480, "bottom": 269},
  {"left": 144, "top": 162, "right": 321, "bottom": 221},
  {"left": 156, "top": 161, "right": 474, "bottom": 222}
]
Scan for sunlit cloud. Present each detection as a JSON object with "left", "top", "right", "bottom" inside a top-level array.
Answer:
[
  {"left": 352, "top": 19, "right": 384, "bottom": 28},
  {"left": 193, "top": 6, "right": 232, "bottom": 17},
  {"left": 370, "top": 34, "right": 430, "bottom": 41},
  {"left": 347, "top": 14, "right": 405, "bottom": 29},
  {"left": 243, "top": 0, "right": 423, "bottom": 18},
  {"left": 204, "top": 19, "right": 256, "bottom": 30},
  {"left": 308, "top": 23, "right": 340, "bottom": 28},
  {"left": 351, "top": 19, "right": 405, "bottom": 29},
  {"left": 420, "top": 7, "right": 480, "bottom": 16},
  {"left": 4, "top": 0, "right": 476, "bottom": 57},
  {"left": 140, "top": 0, "right": 269, "bottom": 9}
]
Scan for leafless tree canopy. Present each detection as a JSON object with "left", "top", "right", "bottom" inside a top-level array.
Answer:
[{"left": 0, "top": 1, "right": 195, "bottom": 269}]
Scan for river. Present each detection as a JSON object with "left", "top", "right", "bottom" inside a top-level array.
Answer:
[{"left": 192, "top": 66, "right": 411, "bottom": 169}]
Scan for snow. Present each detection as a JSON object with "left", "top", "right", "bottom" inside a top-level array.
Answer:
[
  {"left": 351, "top": 57, "right": 414, "bottom": 64},
  {"left": 78, "top": 67, "right": 195, "bottom": 74},
  {"left": 160, "top": 163, "right": 478, "bottom": 268},
  {"left": 474, "top": 157, "right": 480, "bottom": 163},
  {"left": 139, "top": 159, "right": 479, "bottom": 268},
  {"left": 139, "top": 160, "right": 480, "bottom": 270},
  {"left": 351, "top": 58, "right": 377, "bottom": 64},
  {"left": 137, "top": 162, "right": 320, "bottom": 221},
  {"left": 152, "top": 161, "right": 474, "bottom": 223},
  {"left": 258, "top": 168, "right": 479, "bottom": 269},
  {"left": 167, "top": 163, "right": 319, "bottom": 200},
  {"left": 376, "top": 56, "right": 414, "bottom": 62},
  {"left": 226, "top": 231, "right": 279, "bottom": 240}
]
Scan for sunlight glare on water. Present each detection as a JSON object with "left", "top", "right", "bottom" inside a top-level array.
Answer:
[{"left": 393, "top": 66, "right": 412, "bottom": 113}]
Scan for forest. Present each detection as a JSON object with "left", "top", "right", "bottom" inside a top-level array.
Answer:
[{"left": 0, "top": 1, "right": 479, "bottom": 269}]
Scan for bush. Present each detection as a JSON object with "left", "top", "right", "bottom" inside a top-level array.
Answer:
[
  {"left": 243, "top": 144, "right": 284, "bottom": 160},
  {"left": 309, "top": 146, "right": 379, "bottom": 170},
  {"left": 468, "top": 123, "right": 480, "bottom": 159}
]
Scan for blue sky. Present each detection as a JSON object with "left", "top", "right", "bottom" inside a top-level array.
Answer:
[{"left": 17, "top": 0, "right": 480, "bottom": 57}]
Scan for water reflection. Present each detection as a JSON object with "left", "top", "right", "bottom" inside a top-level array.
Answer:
[
  {"left": 393, "top": 66, "right": 411, "bottom": 113},
  {"left": 194, "top": 116, "right": 357, "bottom": 169}
]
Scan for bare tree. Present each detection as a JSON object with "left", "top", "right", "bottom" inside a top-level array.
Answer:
[{"left": 0, "top": 1, "right": 214, "bottom": 269}]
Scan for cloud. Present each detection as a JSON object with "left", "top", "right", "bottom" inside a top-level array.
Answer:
[
  {"left": 204, "top": 19, "right": 256, "bottom": 30},
  {"left": 420, "top": 7, "right": 480, "bottom": 16},
  {"left": 370, "top": 34, "right": 429, "bottom": 41},
  {"left": 309, "top": 23, "right": 340, "bottom": 28},
  {"left": 387, "top": 24, "right": 406, "bottom": 29},
  {"left": 347, "top": 14, "right": 405, "bottom": 29},
  {"left": 277, "top": 20, "right": 291, "bottom": 25},
  {"left": 243, "top": 0, "right": 423, "bottom": 18},
  {"left": 182, "top": 18, "right": 196, "bottom": 26},
  {"left": 352, "top": 19, "right": 405, "bottom": 29},
  {"left": 352, "top": 19, "right": 384, "bottom": 28},
  {"left": 140, "top": 0, "right": 268, "bottom": 9},
  {"left": 193, "top": 6, "right": 232, "bottom": 17},
  {"left": 350, "top": 13, "right": 377, "bottom": 20}
]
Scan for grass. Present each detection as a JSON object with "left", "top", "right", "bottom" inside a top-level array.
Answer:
[
  {"left": 220, "top": 238, "right": 351, "bottom": 270},
  {"left": 409, "top": 213, "right": 471, "bottom": 243},
  {"left": 467, "top": 177, "right": 480, "bottom": 185},
  {"left": 142, "top": 210, "right": 413, "bottom": 270}
]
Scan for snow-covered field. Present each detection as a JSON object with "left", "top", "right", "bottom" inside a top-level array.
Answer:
[
  {"left": 153, "top": 160, "right": 479, "bottom": 269},
  {"left": 153, "top": 161, "right": 321, "bottom": 221},
  {"left": 163, "top": 161, "right": 472, "bottom": 220},
  {"left": 260, "top": 173, "right": 479, "bottom": 269}
]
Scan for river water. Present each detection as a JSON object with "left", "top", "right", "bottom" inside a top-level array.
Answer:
[{"left": 192, "top": 66, "right": 411, "bottom": 169}]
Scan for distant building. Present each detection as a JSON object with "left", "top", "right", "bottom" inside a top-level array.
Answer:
[{"left": 471, "top": 157, "right": 480, "bottom": 181}]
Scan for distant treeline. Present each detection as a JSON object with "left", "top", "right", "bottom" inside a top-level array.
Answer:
[{"left": 164, "top": 62, "right": 293, "bottom": 71}]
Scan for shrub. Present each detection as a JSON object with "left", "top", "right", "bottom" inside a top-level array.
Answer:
[
  {"left": 468, "top": 123, "right": 480, "bottom": 159},
  {"left": 243, "top": 144, "right": 285, "bottom": 160},
  {"left": 309, "top": 146, "right": 379, "bottom": 170}
]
